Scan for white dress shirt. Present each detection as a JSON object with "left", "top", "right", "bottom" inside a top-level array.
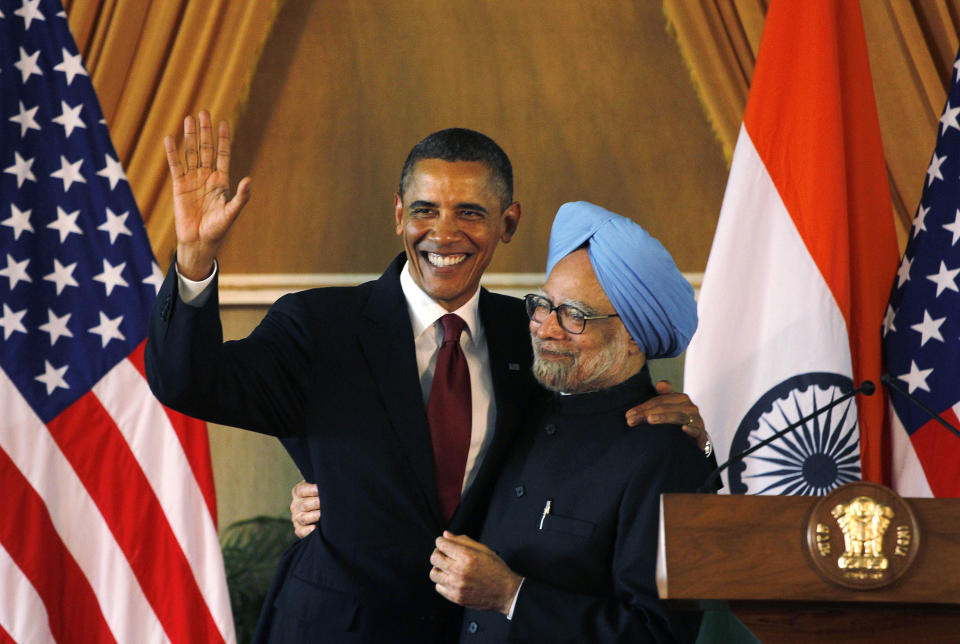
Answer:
[
  {"left": 176, "top": 261, "right": 217, "bottom": 306},
  {"left": 399, "top": 261, "right": 497, "bottom": 494},
  {"left": 177, "top": 260, "right": 497, "bottom": 494}
]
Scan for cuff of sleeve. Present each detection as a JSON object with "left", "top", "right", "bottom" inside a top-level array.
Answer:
[
  {"left": 506, "top": 578, "right": 525, "bottom": 621},
  {"left": 176, "top": 259, "right": 218, "bottom": 307}
]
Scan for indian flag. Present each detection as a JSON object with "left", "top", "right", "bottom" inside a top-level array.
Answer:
[{"left": 684, "top": 0, "right": 898, "bottom": 494}]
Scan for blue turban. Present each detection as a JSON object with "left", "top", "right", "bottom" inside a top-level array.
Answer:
[{"left": 545, "top": 201, "right": 697, "bottom": 359}]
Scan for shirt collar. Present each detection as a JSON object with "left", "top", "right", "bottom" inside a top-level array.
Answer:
[{"left": 399, "top": 260, "right": 483, "bottom": 344}]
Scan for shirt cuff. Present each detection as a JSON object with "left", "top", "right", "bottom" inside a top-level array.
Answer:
[
  {"left": 176, "top": 259, "right": 218, "bottom": 308},
  {"left": 506, "top": 578, "right": 524, "bottom": 620}
]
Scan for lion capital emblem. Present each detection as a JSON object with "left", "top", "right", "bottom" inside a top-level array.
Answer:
[{"left": 831, "top": 496, "right": 894, "bottom": 571}]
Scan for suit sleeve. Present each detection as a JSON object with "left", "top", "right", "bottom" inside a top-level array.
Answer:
[
  {"left": 145, "top": 261, "right": 311, "bottom": 438},
  {"left": 505, "top": 434, "right": 709, "bottom": 643}
]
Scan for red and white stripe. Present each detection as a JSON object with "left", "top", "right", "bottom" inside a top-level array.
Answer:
[
  {"left": 0, "top": 542, "right": 55, "bottom": 643},
  {"left": 0, "top": 342, "right": 234, "bottom": 643},
  {"left": 889, "top": 412, "right": 935, "bottom": 496}
]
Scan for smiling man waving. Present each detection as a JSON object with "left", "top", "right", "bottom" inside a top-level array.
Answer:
[{"left": 146, "top": 114, "right": 707, "bottom": 644}]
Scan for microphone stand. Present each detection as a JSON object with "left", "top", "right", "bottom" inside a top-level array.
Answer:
[{"left": 698, "top": 380, "right": 875, "bottom": 493}]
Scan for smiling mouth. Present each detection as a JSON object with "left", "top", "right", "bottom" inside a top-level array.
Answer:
[
  {"left": 424, "top": 252, "right": 468, "bottom": 267},
  {"left": 534, "top": 343, "right": 572, "bottom": 360}
]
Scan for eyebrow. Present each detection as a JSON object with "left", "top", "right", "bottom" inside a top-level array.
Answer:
[
  {"left": 407, "top": 200, "right": 489, "bottom": 213},
  {"left": 564, "top": 298, "right": 599, "bottom": 315},
  {"left": 537, "top": 289, "right": 599, "bottom": 315},
  {"left": 456, "top": 202, "right": 489, "bottom": 213}
]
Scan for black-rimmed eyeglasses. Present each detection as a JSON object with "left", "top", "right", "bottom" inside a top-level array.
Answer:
[{"left": 523, "top": 293, "right": 619, "bottom": 335}]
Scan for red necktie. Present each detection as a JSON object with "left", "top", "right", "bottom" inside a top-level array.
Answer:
[{"left": 427, "top": 314, "right": 472, "bottom": 523}]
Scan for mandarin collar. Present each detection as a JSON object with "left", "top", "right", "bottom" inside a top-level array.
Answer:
[{"left": 554, "top": 366, "right": 655, "bottom": 415}]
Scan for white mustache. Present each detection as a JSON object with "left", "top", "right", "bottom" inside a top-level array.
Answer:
[{"left": 533, "top": 339, "right": 573, "bottom": 358}]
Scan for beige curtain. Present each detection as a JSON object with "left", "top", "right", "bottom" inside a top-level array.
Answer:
[
  {"left": 664, "top": 0, "right": 960, "bottom": 245},
  {"left": 63, "top": 0, "right": 285, "bottom": 264},
  {"left": 663, "top": 0, "right": 766, "bottom": 163}
]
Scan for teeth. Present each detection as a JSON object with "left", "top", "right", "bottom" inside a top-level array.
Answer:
[{"left": 427, "top": 253, "right": 466, "bottom": 267}]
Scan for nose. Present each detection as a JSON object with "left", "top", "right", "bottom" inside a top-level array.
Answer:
[
  {"left": 534, "top": 309, "right": 566, "bottom": 339},
  {"left": 431, "top": 210, "right": 462, "bottom": 242}
]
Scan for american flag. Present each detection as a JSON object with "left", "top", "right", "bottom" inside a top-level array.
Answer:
[
  {"left": 0, "top": 0, "right": 234, "bottom": 641},
  {"left": 884, "top": 47, "right": 960, "bottom": 499}
]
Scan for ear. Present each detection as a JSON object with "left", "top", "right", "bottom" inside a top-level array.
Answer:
[
  {"left": 626, "top": 334, "right": 645, "bottom": 359},
  {"left": 394, "top": 193, "right": 404, "bottom": 236},
  {"left": 500, "top": 201, "right": 521, "bottom": 243}
]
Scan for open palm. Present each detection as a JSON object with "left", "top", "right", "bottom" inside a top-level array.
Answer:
[{"left": 165, "top": 111, "right": 251, "bottom": 280}]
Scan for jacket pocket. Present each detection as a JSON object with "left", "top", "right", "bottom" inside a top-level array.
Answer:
[
  {"left": 540, "top": 512, "right": 596, "bottom": 538},
  {"left": 276, "top": 573, "right": 361, "bottom": 632}
]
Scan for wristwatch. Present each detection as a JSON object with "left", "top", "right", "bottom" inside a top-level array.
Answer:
[{"left": 703, "top": 437, "right": 713, "bottom": 458}]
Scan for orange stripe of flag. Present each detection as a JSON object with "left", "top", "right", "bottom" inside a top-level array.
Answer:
[{"left": 743, "top": 0, "right": 898, "bottom": 482}]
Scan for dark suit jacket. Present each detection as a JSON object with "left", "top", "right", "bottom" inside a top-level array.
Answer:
[
  {"left": 458, "top": 368, "right": 712, "bottom": 643},
  {"left": 145, "top": 253, "right": 540, "bottom": 643}
]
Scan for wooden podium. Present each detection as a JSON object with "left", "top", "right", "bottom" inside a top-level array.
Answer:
[{"left": 656, "top": 488, "right": 960, "bottom": 643}]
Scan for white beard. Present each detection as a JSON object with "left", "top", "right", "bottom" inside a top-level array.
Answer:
[{"left": 532, "top": 329, "right": 631, "bottom": 394}]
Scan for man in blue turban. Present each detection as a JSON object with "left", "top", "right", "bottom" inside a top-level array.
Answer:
[
  {"left": 429, "top": 201, "right": 709, "bottom": 643},
  {"left": 546, "top": 201, "right": 698, "bottom": 361}
]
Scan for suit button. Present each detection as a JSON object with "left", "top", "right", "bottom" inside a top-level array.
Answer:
[
  {"left": 545, "top": 424, "right": 556, "bottom": 435},
  {"left": 515, "top": 485, "right": 525, "bottom": 497},
  {"left": 159, "top": 294, "right": 172, "bottom": 320},
  {"left": 468, "top": 621, "right": 479, "bottom": 633}
]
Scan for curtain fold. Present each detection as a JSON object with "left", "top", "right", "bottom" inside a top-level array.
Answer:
[
  {"left": 664, "top": 0, "right": 960, "bottom": 246},
  {"left": 662, "top": 0, "right": 765, "bottom": 162},
  {"left": 63, "top": 0, "right": 960, "bottom": 259},
  {"left": 64, "top": 0, "right": 285, "bottom": 264}
]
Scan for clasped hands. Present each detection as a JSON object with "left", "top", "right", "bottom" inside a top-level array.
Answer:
[{"left": 429, "top": 531, "right": 522, "bottom": 614}]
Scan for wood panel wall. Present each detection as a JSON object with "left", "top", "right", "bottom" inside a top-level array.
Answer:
[
  {"left": 216, "top": 0, "right": 729, "bottom": 276},
  {"left": 201, "top": 0, "right": 726, "bottom": 533},
  {"left": 202, "top": 0, "right": 949, "bottom": 531}
]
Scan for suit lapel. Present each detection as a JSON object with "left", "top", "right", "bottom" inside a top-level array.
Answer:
[
  {"left": 451, "top": 290, "right": 538, "bottom": 531},
  {"left": 357, "top": 255, "right": 444, "bottom": 527},
  {"left": 356, "top": 266, "right": 541, "bottom": 532}
]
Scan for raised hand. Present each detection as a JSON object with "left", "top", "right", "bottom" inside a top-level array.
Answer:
[{"left": 164, "top": 110, "right": 251, "bottom": 280}]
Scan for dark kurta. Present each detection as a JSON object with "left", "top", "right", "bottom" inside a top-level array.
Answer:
[{"left": 460, "top": 367, "right": 712, "bottom": 643}]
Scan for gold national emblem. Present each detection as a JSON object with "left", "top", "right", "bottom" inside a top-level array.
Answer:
[
  {"left": 832, "top": 496, "right": 893, "bottom": 571},
  {"left": 804, "top": 482, "right": 919, "bottom": 590}
]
